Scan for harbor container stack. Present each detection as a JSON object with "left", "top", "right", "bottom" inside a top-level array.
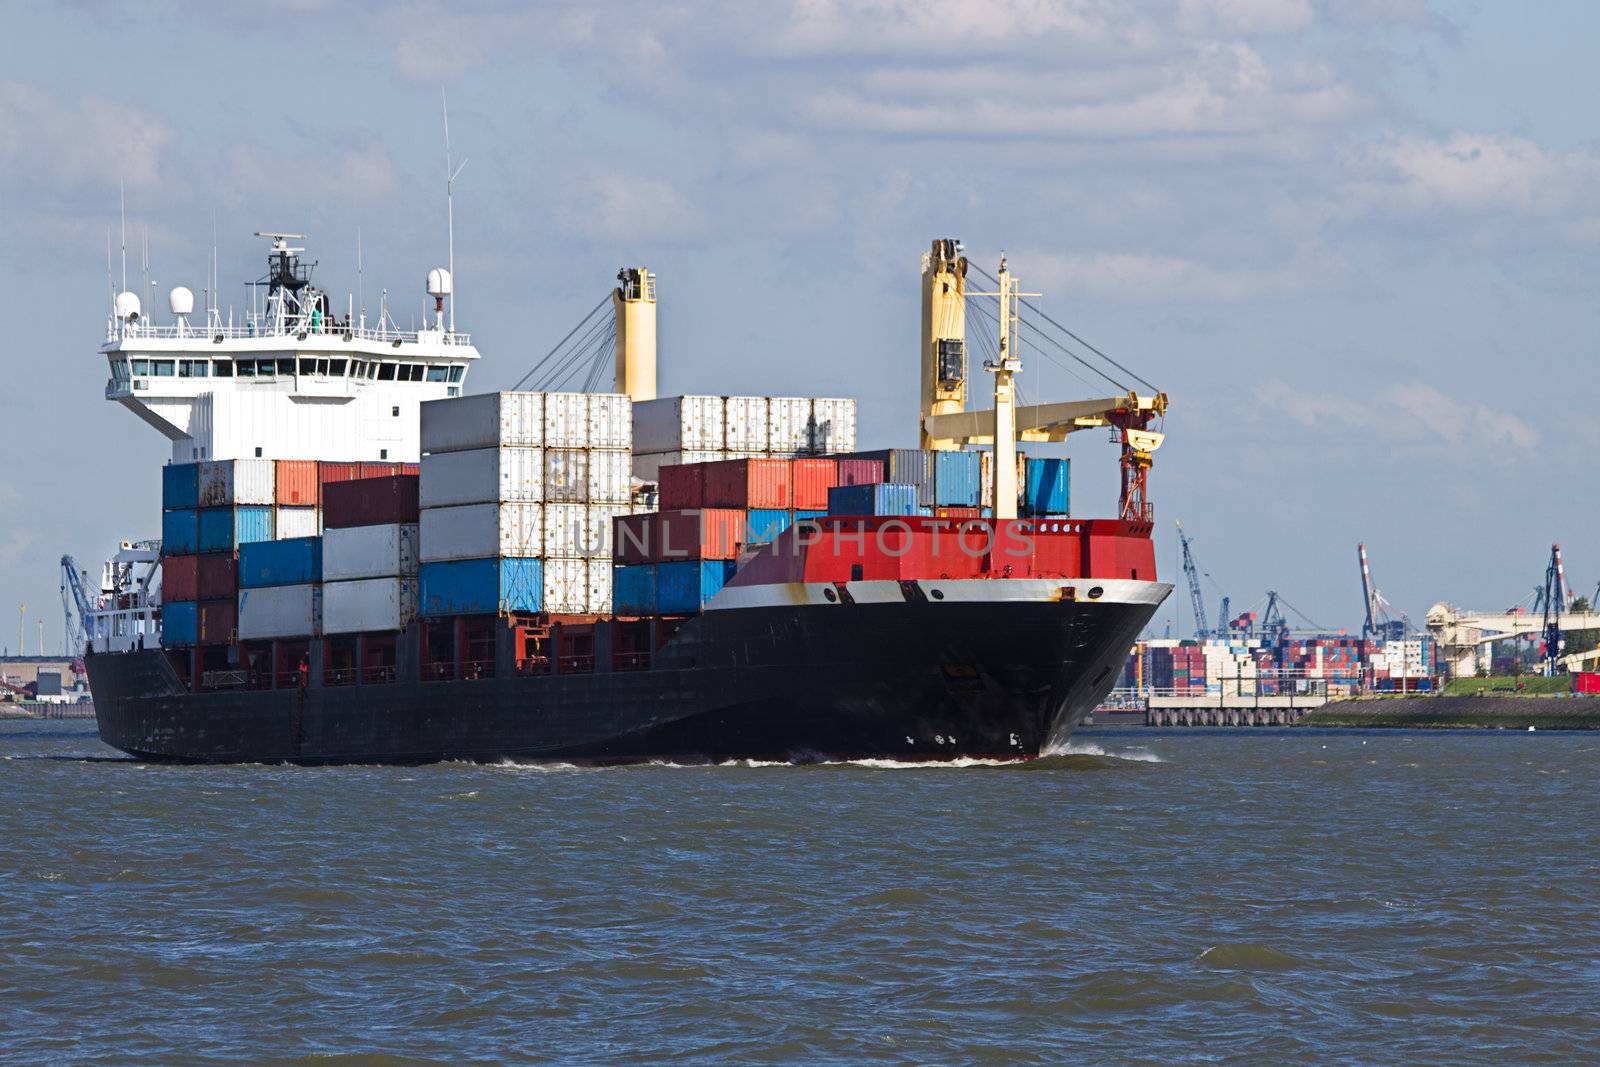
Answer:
[
  {"left": 273, "top": 460, "right": 321, "bottom": 538},
  {"left": 631, "top": 395, "right": 858, "bottom": 482},
  {"left": 322, "top": 475, "right": 422, "bottom": 634},
  {"left": 196, "top": 459, "right": 276, "bottom": 553},
  {"left": 160, "top": 462, "right": 203, "bottom": 647},
  {"left": 237, "top": 535, "right": 324, "bottom": 641}
]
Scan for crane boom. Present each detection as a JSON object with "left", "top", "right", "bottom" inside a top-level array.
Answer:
[
  {"left": 60, "top": 555, "right": 94, "bottom": 657},
  {"left": 1176, "top": 521, "right": 1209, "bottom": 639}
]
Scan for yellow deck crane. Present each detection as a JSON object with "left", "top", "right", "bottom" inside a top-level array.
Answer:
[{"left": 916, "top": 239, "right": 1168, "bottom": 521}]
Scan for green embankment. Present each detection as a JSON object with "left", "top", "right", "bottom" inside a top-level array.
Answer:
[
  {"left": 1301, "top": 694, "right": 1600, "bottom": 729},
  {"left": 1441, "top": 675, "right": 1573, "bottom": 697}
]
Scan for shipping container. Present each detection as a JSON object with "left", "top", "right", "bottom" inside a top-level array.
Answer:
[
  {"left": 543, "top": 503, "right": 589, "bottom": 558},
  {"left": 808, "top": 398, "right": 857, "bottom": 454},
  {"left": 851, "top": 449, "right": 934, "bottom": 506},
  {"left": 162, "top": 509, "right": 200, "bottom": 556},
  {"left": 420, "top": 447, "right": 544, "bottom": 508},
  {"left": 162, "top": 555, "right": 199, "bottom": 603},
  {"left": 791, "top": 458, "right": 838, "bottom": 510},
  {"left": 323, "top": 523, "right": 420, "bottom": 582},
  {"left": 318, "top": 461, "right": 364, "bottom": 489},
  {"left": 360, "top": 462, "right": 410, "bottom": 479},
  {"left": 658, "top": 462, "right": 704, "bottom": 509},
  {"left": 543, "top": 392, "right": 591, "bottom": 449},
  {"left": 724, "top": 396, "right": 769, "bottom": 452},
  {"left": 633, "top": 449, "right": 725, "bottom": 484},
  {"left": 632, "top": 395, "right": 724, "bottom": 454},
  {"left": 421, "top": 391, "right": 543, "bottom": 453},
  {"left": 767, "top": 397, "right": 813, "bottom": 453},
  {"left": 933, "top": 450, "right": 982, "bottom": 507},
  {"left": 239, "top": 536, "right": 323, "bottom": 588},
  {"left": 543, "top": 558, "right": 592, "bottom": 614},
  {"left": 613, "top": 562, "right": 657, "bottom": 615},
  {"left": 586, "top": 558, "right": 613, "bottom": 616},
  {"left": 702, "top": 458, "right": 792, "bottom": 509},
  {"left": 586, "top": 504, "right": 632, "bottom": 559},
  {"left": 197, "top": 598, "right": 236, "bottom": 645},
  {"left": 420, "top": 502, "right": 543, "bottom": 562},
  {"left": 237, "top": 583, "right": 321, "bottom": 641},
  {"left": 834, "top": 457, "right": 884, "bottom": 487},
  {"left": 163, "top": 601, "right": 198, "bottom": 647},
  {"left": 197, "top": 552, "right": 238, "bottom": 599},
  {"left": 827, "top": 483, "right": 919, "bottom": 517},
  {"left": 613, "top": 509, "right": 745, "bottom": 564},
  {"left": 544, "top": 449, "right": 589, "bottom": 503},
  {"left": 323, "top": 475, "right": 420, "bottom": 529},
  {"left": 587, "top": 393, "right": 633, "bottom": 451},
  {"left": 657, "top": 560, "right": 734, "bottom": 614},
  {"left": 745, "top": 509, "right": 792, "bottom": 544},
  {"left": 198, "top": 458, "right": 276, "bottom": 507},
  {"left": 162, "top": 462, "right": 200, "bottom": 511},
  {"left": 419, "top": 557, "right": 544, "bottom": 616},
  {"left": 324, "top": 577, "right": 418, "bottom": 634},
  {"left": 1023, "top": 458, "right": 1070, "bottom": 516},
  {"left": 198, "top": 506, "right": 273, "bottom": 553},
  {"left": 587, "top": 448, "right": 631, "bottom": 504},
  {"left": 275, "top": 506, "right": 320, "bottom": 539},
  {"left": 274, "top": 460, "right": 320, "bottom": 506}
]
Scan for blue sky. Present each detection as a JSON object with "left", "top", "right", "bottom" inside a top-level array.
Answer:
[{"left": 2, "top": 0, "right": 1597, "bottom": 651}]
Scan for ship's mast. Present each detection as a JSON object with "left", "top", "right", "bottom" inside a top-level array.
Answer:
[
  {"left": 919, "top": 239, "right": 968, "bottom": 450},
  {"left": 613, "top": 267, "right": 657, "bottom": 401},
  {"left": 972, "top": 255, "right": 1036, "bottom": 520}
]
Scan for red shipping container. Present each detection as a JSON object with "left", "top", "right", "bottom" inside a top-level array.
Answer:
[
  {"left": 1575, "top": 672, "right": 1600, "bottom": 695},
  {"left": 658, "top": 463, "right": 704, "bottom": 510},
  {"left": 197, "top": 553, "right": 238, "bottom": 599},
  {"left": 702, "top": 458, "right": 792, "bottom": 509},
  {"left": 318, "top": 461, "right": 363, "bottom": 489},
  {"left": 792, "top": 458, "right": 838, "bottom": 511},
  {"left": 935, "top": 506, "right": 980, "bottom": 520},
  {"left": 197, "top": 599, "right": 236, "bottom": 645},
  {"left": 323, "top": 475, "right": 420, "bottom": 529},
  {"left": 275, "top": 460, "right": 320, "bottom": 505},
  {"left": 162, "top": 555, "right": 199, "bottom": 602},
  {"left": 615, "top": 509, "right": 745, "bottom": 563},
  {"left": 361, "top": 461, "right": 406, "bottom": 478},
  {"left": 835, "top": 458, "right": 884, "bottom": 487},
  {"left": 399, "top": 463, "right": 420, "bottom": 476}
]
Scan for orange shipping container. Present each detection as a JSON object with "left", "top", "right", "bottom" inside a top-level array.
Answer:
[
  {"left": 319, "top": 462, "right": 363, "bottom": 488},
  {"left": 275, "top": 460, "right": 320, "bottom": 505},
  {"left": 791, "top": 458, "right": 838, "bottom": 511},
  {"left": 702, "top": 458, "right": 792, "bottom": 510}
]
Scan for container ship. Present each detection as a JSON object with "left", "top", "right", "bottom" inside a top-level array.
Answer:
[{"left": 84, "top": 234, "right": 1171, "bottom": 763}]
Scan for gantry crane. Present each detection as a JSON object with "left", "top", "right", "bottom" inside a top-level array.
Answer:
[{"left": 60, "top": 555, "right": 94, "bottom": 657}]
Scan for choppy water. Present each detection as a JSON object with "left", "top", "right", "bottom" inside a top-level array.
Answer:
[{"left": 2, "top": 721, "right": 1597, "bottom": 1064}]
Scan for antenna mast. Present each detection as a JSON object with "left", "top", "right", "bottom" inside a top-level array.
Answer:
[{"left": 442, "top": 89, "right": 467, "bottom": 334}]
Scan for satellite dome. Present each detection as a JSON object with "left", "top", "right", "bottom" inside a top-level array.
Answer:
[
  {"left": 427, "top": 268, "right": 453, "bottom": 297},
  {"left": 169, "top": 286, "right": 195, "bottom": 316},
  {"left": 114, "top": 291, "right": 142, "bottom": 321}
]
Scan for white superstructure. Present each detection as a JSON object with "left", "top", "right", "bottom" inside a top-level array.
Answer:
[{"left": 102, "top": 233, "right": 480, "bottom": 464}]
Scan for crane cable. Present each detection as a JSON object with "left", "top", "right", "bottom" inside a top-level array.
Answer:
[{"left": 512, "top": 294, "right": 611, "bottom": 391}]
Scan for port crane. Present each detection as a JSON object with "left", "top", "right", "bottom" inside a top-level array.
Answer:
[
  {"left": 1539, "top": 543, "right": 1568, "bottom": 675},
  {"left": 1358, "top": 543, "right": 1411, "bottom": 640},
  {"left": 60, "top": 556, "right": 94, "bottom": 658},
  {"left": 1176, "top": 521, "right": 1230, "bottom": 639}
]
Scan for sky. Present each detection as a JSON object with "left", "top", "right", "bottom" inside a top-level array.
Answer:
[{"left": 2, "top": 0, "right": 1598, "bottom": 653}]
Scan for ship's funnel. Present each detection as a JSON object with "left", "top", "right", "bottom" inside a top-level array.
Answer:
[{"left": 613, "top": 267, "right": 657, "bottom": 402}]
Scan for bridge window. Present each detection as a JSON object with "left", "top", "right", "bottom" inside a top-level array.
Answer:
[
  {"left": 377, "top": 362, "right": 396, "bottom": 381},
  {"left": 298, "top": 358, "right": 317, "bottom": 376},
  {"left": 448, "top": 365, "right": 464, "bottom": 383},
  {"left": 213, "top": 359, "right": 233, "bottom": 377},
  {"left": 329, "top": 359, "right": 346, "bottom": 376},
  {"left": 426, "top": 365, "right": 448, "bottom": 382},
  {"left": 131, "top": 359, "right": 151, "bottom": 376},
  {"left": 276, "top": 358, "right": 294, "bottom": 376},
  {"left": 236, "top": 359, "right": 255, "bottom": 377},
  {"left": 110, "top": 359, "right": 130, "bottom": 382},
  {"left": 179, "top": 359, "right": 209, "bottom": 378},
  {"left": 152, "top": 360, "right": 175, "bottom": 377}
]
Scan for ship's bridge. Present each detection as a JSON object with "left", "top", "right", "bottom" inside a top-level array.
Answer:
[{"left": 101, "top": 233, "right": 481, "bottom": 465}]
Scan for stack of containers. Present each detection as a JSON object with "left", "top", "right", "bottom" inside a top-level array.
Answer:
[
  {"left": 542, "top": 392, "right": 633, "bottom": 614},
  {"left": 323, "top": 475, "right": 421, "bottom": 634},
  {"left": 237, "top": 535, "right": 324, "bottom": 641},
  {"left": 197, "top": 459, "right": 276, "bottom": 553},
  {"left": 160, "top": 462, "right": 202, "bottom": 647},
  {"left": 612, "top": 509, "right": 743, "bottom": 616},
  {"left": 631, "top": 396, "right": 858, "bottom": 482},
  {"left": 273, "top": 460, "right": 321, "bottom": 538}
]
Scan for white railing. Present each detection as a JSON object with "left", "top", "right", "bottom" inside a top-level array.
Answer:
[{"left": 110, "top": 320, "right": 473, "bottom": 346}]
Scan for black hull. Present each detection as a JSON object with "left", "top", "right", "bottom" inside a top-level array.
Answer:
[{"left": 86, "top": 599, "right": 1155, "bottom": 764}]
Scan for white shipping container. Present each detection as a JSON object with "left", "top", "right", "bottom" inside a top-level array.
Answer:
[
  {"left": 808, "top": 398, "right": 857, "bottom": 454},
  {"left": 544, "top": 392, "right": 590, "bottom": 449},
  {"left": 199, "top": 457, "right": 276, "bottom": 506},
  {"left": 545, "top": 449, "right": 589, "bottom": 503},
  {"left": 586, "top": 449, "right": 631, "bottom": 504},
  {"left": 274, "top": 506, "right": 321, "bottom": 540},
  {"left": 632, "top": 395, "right": 725, "bottom": 453},
  {"left": 724, "top": 396, "right": 769, "bottom": 452},
  {"left": 420, "top": 503, "right": 543, "bottom": 562},
  {"left": 421, "top": 392, "right": 543, "bottom": 453},
  {"left": 543, "top": 503, "right": 588, "bottom": 558},
  {"left": 323, "top": 523, "right": 420, "bottom": 581},
  {"left": 585, "top": 505, "right": 633, "bottom": 559},
  {"left": 323, "top": 577, "right": 418, "bottom": 634},
  {"left": 586, "top": 558, "right": 613, "bottom": 614},
  {"left": 767, "top": 397, "right": 812, "bottom": 453},
  {"left": 632, "top": 450, "right": 727, "bottom": 483},
  {"left": 543, "top": 557, "right": 590, "bottom": 614},
  {"left": 237, "top": 583, "right": 322, "bottom": 640},
  {"left": 420, "top": 447, "right": 544, "bottom": 508},
  {"left": 587, "top": 393, "right": 633, "bottom": 450}
]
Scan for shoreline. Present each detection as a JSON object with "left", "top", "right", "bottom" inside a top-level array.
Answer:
[{"left": 1299, "top": 695, "right": 1600, "bottom": 730}]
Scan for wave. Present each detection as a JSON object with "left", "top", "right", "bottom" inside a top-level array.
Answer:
[{"left": 1046, "top": 739, "right": 1165, "bottom": 763}]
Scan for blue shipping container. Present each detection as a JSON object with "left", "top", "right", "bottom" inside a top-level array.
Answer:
[
  {"left": 1023, "top": 458, "right": 1070, "bottom": 517},
  {"left": 420, "top": 557, "right": 543, "bottom": 616},
  {"left": 745, "top": 508, "right": 792, "bottom": 544},
  {"left": 198, "top": 506, "right": 274, "bottom": 553},
  {"left": 612, "top": 563, "right": 658, "bottom": 616},
  {"left": 849, "top": 449, "right": 935, "bottom": 506},
  {"left": 656, "top": 560, "right": 733, "bottom": 614},
  {"left": 827, "top": 483, "right": 919, "bottom": 517},
  {"left": 162, "top": 509, "right": 199, "bottom": 556},
  {"left": 238, "top": 536, "right": 323, "bottom": 588},
  {"left": 163, "top": 463, "right": 200, "bottom": 511},
  {"left": 932, "top": 450, "right": 981, "bottom": 506},
  {"left": 163, "top": 600, "right": 198, "bottom": 646}
]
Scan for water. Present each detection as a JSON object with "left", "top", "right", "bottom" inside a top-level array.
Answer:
[{"left": 2, "top": 721, "right": 1597, "bottom": 1064}]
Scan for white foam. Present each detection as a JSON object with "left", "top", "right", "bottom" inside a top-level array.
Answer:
[{"left": 1048, "top": 739, "right": 1165, "bottom": 763}]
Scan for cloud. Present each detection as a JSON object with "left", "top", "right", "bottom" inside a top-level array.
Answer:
[
  {"left": 1012, "top": 246, "right": 1334, "bottom": 302},
  {"left": 560, "top": 173, "right": 705, "bottom": 242},
  {"left": 224, "top": 144, "right": 400, "bottom": 204},
  {"left": 1351, "top": 132, "right": 1600, "bottom": 215},
  {"left": 0, "top": 80, "right": 173, "bottom": 190},
  {"left": 1256, "top": 379, "right": 1538, "bottom": 453}
]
